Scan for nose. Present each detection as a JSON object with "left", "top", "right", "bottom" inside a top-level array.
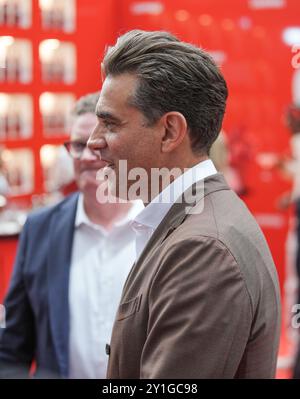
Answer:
[
  {"left": 87, "top": 137, "right": 107, "bottom": 151},
  {"left": 87, "top": 125, "right": 107, "bottom": 160},
  {"left": 80, "top": 146, "right": 99, "bottom": 161},
  {"left": 87, "top": 137, "right": 107, "bottom": 161}
]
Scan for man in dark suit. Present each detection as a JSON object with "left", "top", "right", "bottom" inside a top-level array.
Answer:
[
  {"left": 88, "top": 30, "right": 281, "bottom": 378},
  {"left": 0, "top": 92, "right": 142, "bottom": 378}
]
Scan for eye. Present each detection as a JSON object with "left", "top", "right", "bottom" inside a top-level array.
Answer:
[{"left": 103, "top": 120, "right": 116, "bottom": 129}]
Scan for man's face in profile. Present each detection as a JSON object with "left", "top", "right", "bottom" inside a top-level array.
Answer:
[
  {"left": 90, "top": 73, "right": 163, "bottom": 201},
  {"left": 71, "top": 112, "right": 107, "bottom": 196}
]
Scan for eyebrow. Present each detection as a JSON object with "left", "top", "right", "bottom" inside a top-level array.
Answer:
[{"left": 95, "top": 110, "right": 121, "bottom": 124}]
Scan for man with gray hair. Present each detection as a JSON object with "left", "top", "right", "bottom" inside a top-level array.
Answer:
[
  {"left": 88, "top": 30, "right": 281, "bottom": 379},
  {"left": 0, "top": 91, "right": 143, "bottom": 378}
]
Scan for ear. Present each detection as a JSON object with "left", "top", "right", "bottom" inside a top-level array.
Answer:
[{"left": 161, "top": 112, "right": 188, "bottom": 153}]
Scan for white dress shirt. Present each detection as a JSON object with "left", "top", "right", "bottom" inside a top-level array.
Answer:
[
  {"left": 131, "top": 159, "right": 217, "bottom": 260},
  {"left": 68, "top": 195, "right": 144, "bottom": 379}
]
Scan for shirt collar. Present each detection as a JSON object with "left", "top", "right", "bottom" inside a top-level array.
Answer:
[
  {"left": 75, "top": 193, "right": 144, "bottom": 232},
  {"left": 114, "top": 200, "right": 145, "bottom": 227},
  {"left": 132, "top": 159, "right": 217, "bottom": 231},
  {"left": 75, "top": 193, "right": 92, "bottom": 228}
]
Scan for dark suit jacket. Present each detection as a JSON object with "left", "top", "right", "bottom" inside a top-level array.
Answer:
[
  {"left": 107, "top": 174, "right": 281, "bottom": 379},
  {"left": 0, "top": 193, "right": 79, "bottom": 378}
]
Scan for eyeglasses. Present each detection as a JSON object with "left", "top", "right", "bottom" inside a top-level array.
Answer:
[{"left": 64, "top": 140, "right": 100, "bottom": 160}]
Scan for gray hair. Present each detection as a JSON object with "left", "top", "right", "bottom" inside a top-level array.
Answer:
[
  {"left": 103, "top": 30, "right": 228, "bottom": 155},
  {"left": 72, "top": 91, "right": 100, "bottom": 116}
]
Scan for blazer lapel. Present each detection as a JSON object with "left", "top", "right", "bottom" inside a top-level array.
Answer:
[{"left": 47, "top": 193, "right": 79, "bottom": 378}]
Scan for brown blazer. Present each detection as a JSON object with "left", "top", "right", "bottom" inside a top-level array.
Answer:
[{"left": 107, "top": 174, "right": 281, "bottom": 379}]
